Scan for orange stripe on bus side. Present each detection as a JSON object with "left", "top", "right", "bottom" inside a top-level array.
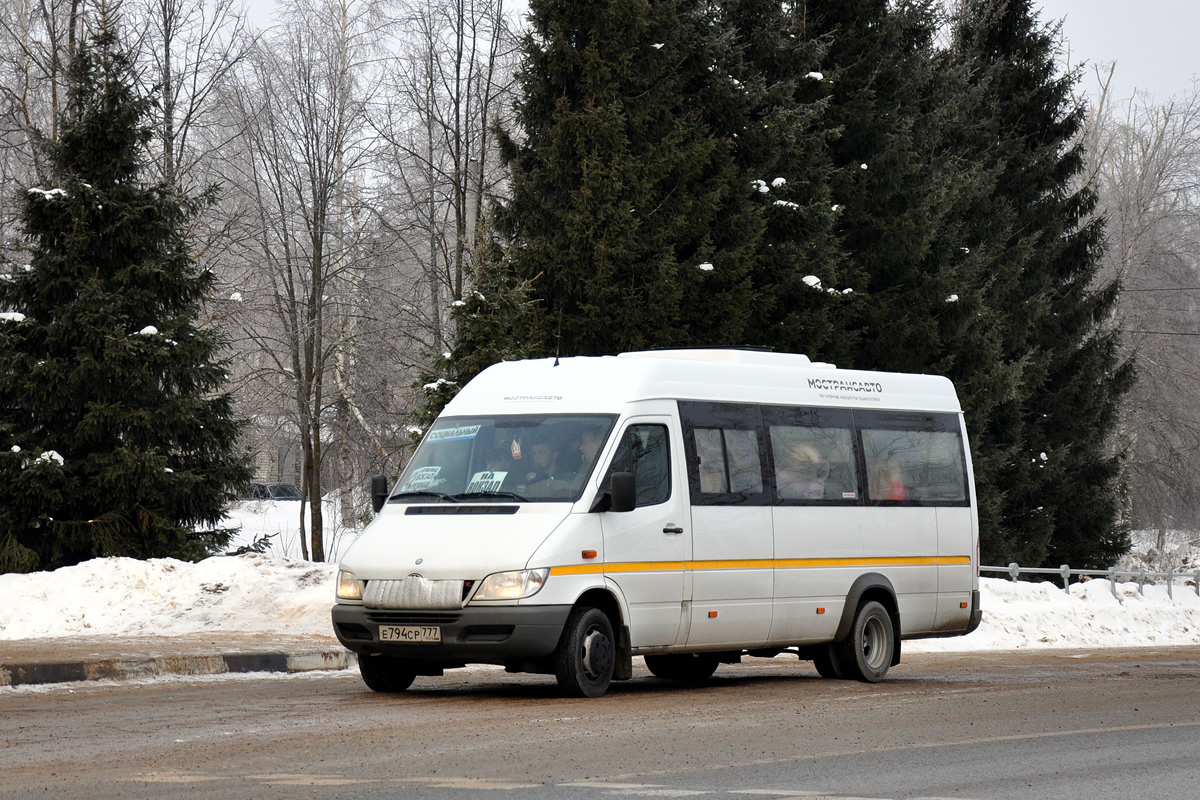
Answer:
[{"left": 547, "top": 555, "right": 970, "bottom": 577}]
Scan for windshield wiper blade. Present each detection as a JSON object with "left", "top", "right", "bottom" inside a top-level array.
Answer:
[
  {"left": 451, "top": 491, "right": 530, "bottom": 503},
  {"left": 388, "top": 491, "right": 458, "bottom": 503}
]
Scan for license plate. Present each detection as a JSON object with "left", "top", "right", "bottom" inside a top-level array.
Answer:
[{"left": 378, "top": 625, "right": 441, "bottom": 643}]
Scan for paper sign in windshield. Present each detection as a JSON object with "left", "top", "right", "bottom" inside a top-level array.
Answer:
[
  {"left": 403, "top": 466, "right": 442, "bottom": 492},
  {"left": 427, "top": 424, "right": 481, "bottom": 443},
  {"left": 466, "top": 471, "right": 508, "bottom": 494}
]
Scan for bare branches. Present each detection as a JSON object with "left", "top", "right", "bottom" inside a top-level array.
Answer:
[
  {"left": 0, "top": 0, "right": 522, "bottom": 560},
  {"left": 1086, "top": 74, "right": 1200, "bottom": 531}
]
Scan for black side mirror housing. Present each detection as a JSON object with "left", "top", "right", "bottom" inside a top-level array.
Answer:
[
  {"left": 371, "top": 474, "right": 390, "bottom": 514},
  {"left": 609, "top": 472, "right": 636, "bottom": 513}
]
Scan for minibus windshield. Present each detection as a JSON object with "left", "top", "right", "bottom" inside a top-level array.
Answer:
[{"left": 391, "top": 414, "right": 617, "bottom": 503}]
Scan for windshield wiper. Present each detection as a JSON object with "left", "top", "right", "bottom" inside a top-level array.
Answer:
[
  {"left": 451, "top": 491, "right": 530, "bottom": 503},
  {"left": 388, "top": 491, "right": 458, "bottom": 503}
]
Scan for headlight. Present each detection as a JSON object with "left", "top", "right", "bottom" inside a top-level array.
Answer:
[
  {"left": 472, "top": 568, "right": 549, "bottom": 601},
  {"left": 336, "top": 570, "right": 362, "bottom": 601}
]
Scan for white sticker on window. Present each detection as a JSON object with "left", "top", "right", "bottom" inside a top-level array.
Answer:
[
  {"left": 426, "top": 424, "right": 481, "bottom": 442},
  {"left": 466, "top": 471, "right": 508, "bottom": 493},
  {"left": 403, "top": 466, "right": 442, "bottom": 491}
]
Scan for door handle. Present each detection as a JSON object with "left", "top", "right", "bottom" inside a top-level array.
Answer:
[{"left": 663, "top": 525, "right": 684, "bottom": 535}]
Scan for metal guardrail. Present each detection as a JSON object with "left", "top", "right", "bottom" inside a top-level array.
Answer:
[{"left": 981, "top": 563, "right": 1200, "bottom": 600}]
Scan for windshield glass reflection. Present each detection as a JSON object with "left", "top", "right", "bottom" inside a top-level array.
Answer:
[{"left": 391, "top": 414, "right": 616, "bottom": 503}]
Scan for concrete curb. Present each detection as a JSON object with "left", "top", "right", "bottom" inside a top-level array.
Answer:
[{"left": 0, "top": 648, "right": 357, "bottom": 687}]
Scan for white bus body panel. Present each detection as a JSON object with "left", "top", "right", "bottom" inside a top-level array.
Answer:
[
  {"left": 687, "top": 506, "right": 774, "bottom": 648},
  {"left": 335, "top": 349, "right": 980, "bottom": 674}
]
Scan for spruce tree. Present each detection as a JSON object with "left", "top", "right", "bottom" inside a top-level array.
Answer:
[
  {"left": 722, "top": 0, "right": 845, "bottom": 357},
  {"left": 481, "top": 0, "right": 761, "bottom": 359},
  {"left": 950, "top": 0, "right": 1133, "bottom": 569},
  {"left": 795, "top": 2, "right": 970, "bottom": 372},
  {"left": 0, "top": 12, "right": 250, "bottom": 573}
]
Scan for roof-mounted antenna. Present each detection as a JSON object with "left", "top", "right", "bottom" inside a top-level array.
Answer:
[{"left": 553, "top": 308, "right": 564, "bottom": 366}]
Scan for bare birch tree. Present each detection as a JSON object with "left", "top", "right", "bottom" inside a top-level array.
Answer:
[
  {"left": 378, "top": 0, "right": 517, "bottom": 373},
  {"left": 220, "top": 0, "right": 390, "bottom": 561},
  {"left": 130, "top": 0, "right": 254, "bottom": 190},
  {"left": 0, "top": 0, "right": 85, "bottom": 269},
  {"left": 1086, "top": 72, "right": 1200, "bottom": 541}
]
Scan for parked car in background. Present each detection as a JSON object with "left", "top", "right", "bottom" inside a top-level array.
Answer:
[{"left": 243, "top": 481, "right": 302, "bottom": 500}]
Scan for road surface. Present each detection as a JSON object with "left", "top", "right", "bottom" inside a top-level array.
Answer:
[{"left": 2, "top": 647, "right": 1198, "bottom": 799}]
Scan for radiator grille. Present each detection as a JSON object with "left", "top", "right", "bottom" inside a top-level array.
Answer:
[{"left": 363, "top": 575, "right": 464, "bottom": 609}]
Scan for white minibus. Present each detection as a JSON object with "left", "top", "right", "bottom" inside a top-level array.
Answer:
[{"left": 332, "top": 349, "right": 981, "bottom": 697}]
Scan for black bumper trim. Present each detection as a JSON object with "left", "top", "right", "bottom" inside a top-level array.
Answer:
[{"left": 332, "top": 603, "right": 573, "bottom": 664}]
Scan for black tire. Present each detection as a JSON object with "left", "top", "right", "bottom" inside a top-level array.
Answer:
[
  {"left": 554, "top": 606, "right": 616, "bottom": 698},
  {"left": 812, "top": 644, "right": 847, "bottom": 680},
  {"left": 644, "top": 653, "right": 720, "bottom": 682},
  {"left": 358, "top": 655, "right": 417, "bottom": 693},
  {"left": 834, "top": 600, "right": 895, "bottom": 683}
]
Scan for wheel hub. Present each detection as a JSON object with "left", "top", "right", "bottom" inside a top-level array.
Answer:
[
  {"left": 581, "top": 628, "right": 613, "bottom": 680},
  {"left": 862, "top": 616, "right": 886, "bottom": 669}
]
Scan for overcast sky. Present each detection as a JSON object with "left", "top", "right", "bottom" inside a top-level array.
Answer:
[
  {"left": 1035, "top": 0, "right": 1200, "bottom": 102},
  {"left": 243, "top": 0, "right": 1198, "bottom": 104}
]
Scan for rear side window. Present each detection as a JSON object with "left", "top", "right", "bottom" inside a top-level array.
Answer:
[
  {"left": 856, "top": 411, "right": 969, "bottom": 506},
  {"left": 679, "top": 402, "right": 768, "bottom": 505},
  {"left": 763, "top": 406, "right": 858, "bottom": 504}
]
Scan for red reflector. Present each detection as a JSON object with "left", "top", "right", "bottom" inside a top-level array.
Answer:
[{"left": 582, "top": 550, "right": 597, "bottom": 559}]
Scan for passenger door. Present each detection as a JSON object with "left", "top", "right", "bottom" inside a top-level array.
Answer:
[
  {"left": 764, "top": 405, "right": 863, "bottom": 645},
  {"left": 600, "top": 420, "right": 689, "bottom": 648},
  {"left": 679, "top": 402, "right": 774, "bottom": 649}
]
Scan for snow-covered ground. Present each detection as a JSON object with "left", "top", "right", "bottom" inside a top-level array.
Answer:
[
  {"left": 221, "top": 498, "right": 361, "bottom": 563},
  {"left": 2, "top": 549, "right": 1199, "bottom": 651},
  {"left": 3, "top": 500, "right": 1198, "bottom": 650}
]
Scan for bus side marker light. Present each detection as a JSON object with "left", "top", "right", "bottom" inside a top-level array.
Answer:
[
  {"left": 961, "top": 601, "right": 969, "bottom": 608},
  {"left": 708, "top": 611, "right": 718, "bottom": 618},
  {"left": 816, "top": 607, "right": 826, "bottom": 614},
  {"left": 582, "top": 550, "right": 597, "bottom": 559}
]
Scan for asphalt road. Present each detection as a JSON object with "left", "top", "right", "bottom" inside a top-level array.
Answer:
[{"left": 2, "top": 647, "right": 1198, "bottom": 799}]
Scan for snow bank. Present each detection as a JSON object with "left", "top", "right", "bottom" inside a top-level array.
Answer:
[
  {"left": 0, "top": 555, "right": 336, "bottom": 639},
  {"left": 909, "top": 576, "right": 1200, "bottom": 652},
  {"left": 3, "top": 553, "right": 1200, "bottom": 651}
]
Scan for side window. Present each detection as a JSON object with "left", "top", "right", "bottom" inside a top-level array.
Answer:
[
  {"left": 763, "top": 406, "right": 858, "bottom": 504},
  {"left": 856, "top": 411, "right": 969, "bottom": 506},
  {"left": 606, "top": 424, "right": 671, "bottom": 507},
  {"left": 679, "top": 401, "right": 768, "bottom": 505}
]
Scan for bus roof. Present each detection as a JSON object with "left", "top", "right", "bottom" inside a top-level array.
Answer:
[{"left": 443, "top": 349, "right": 962, "bottom": 417}]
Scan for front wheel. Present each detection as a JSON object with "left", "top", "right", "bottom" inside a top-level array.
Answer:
[
  {"left": 834, "top": 600, "right": 895, "bottom": 683},
  {"left": 555, "top": 606, "right": 616, "bottom": 698},
  {"left": 644, "top": 653, "right": 720, "bottom": 682},
  {"left": 358, "top": 655, "right": 417, "bottom": 693}
]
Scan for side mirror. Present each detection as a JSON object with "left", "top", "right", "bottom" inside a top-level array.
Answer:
[
  {"left": 371, "top": 474, "right": 390, "bottom": 514},
  {"left": 609, "top": 472, "right": 636, "bottom": 513}
]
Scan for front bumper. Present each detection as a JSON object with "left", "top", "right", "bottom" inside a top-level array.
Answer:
[{"left": 331, "top": 602, "right": 572, "bottom": 667}]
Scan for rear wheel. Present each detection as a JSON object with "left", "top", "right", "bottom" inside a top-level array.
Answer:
[
  {"left": 834, "top": 600, "right": 894, "bottom": 683},
  {"left": 644, "top": 653, "right": 720, "bottom": 682},
  {"left": 555, "top": 606, "right": 615, "bottom": 698},
  {"left": 358, "top": 655, "right": 417, "bottom": 693}
]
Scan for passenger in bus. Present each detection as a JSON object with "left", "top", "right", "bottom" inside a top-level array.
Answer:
[
  {"left": 695, "top": 431, "right": 728, "bottom": 493},
  {"left": 578, "top": 426, "right": 605, "bottom": 465},
  {"left": 526, "top": 435, "right": 578, "bottom": 495},
  {"left": 776, "top": 441, "right": 830, "bottom": 500},
  {"left": 869, "top": 453, "right": 906, "bottom": 501},
  {"left": 568, "top": 426, "right": 608, "bottom": 492},
  {"left": 485, "top": 444, "right": 513, "bottom": 473}
]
